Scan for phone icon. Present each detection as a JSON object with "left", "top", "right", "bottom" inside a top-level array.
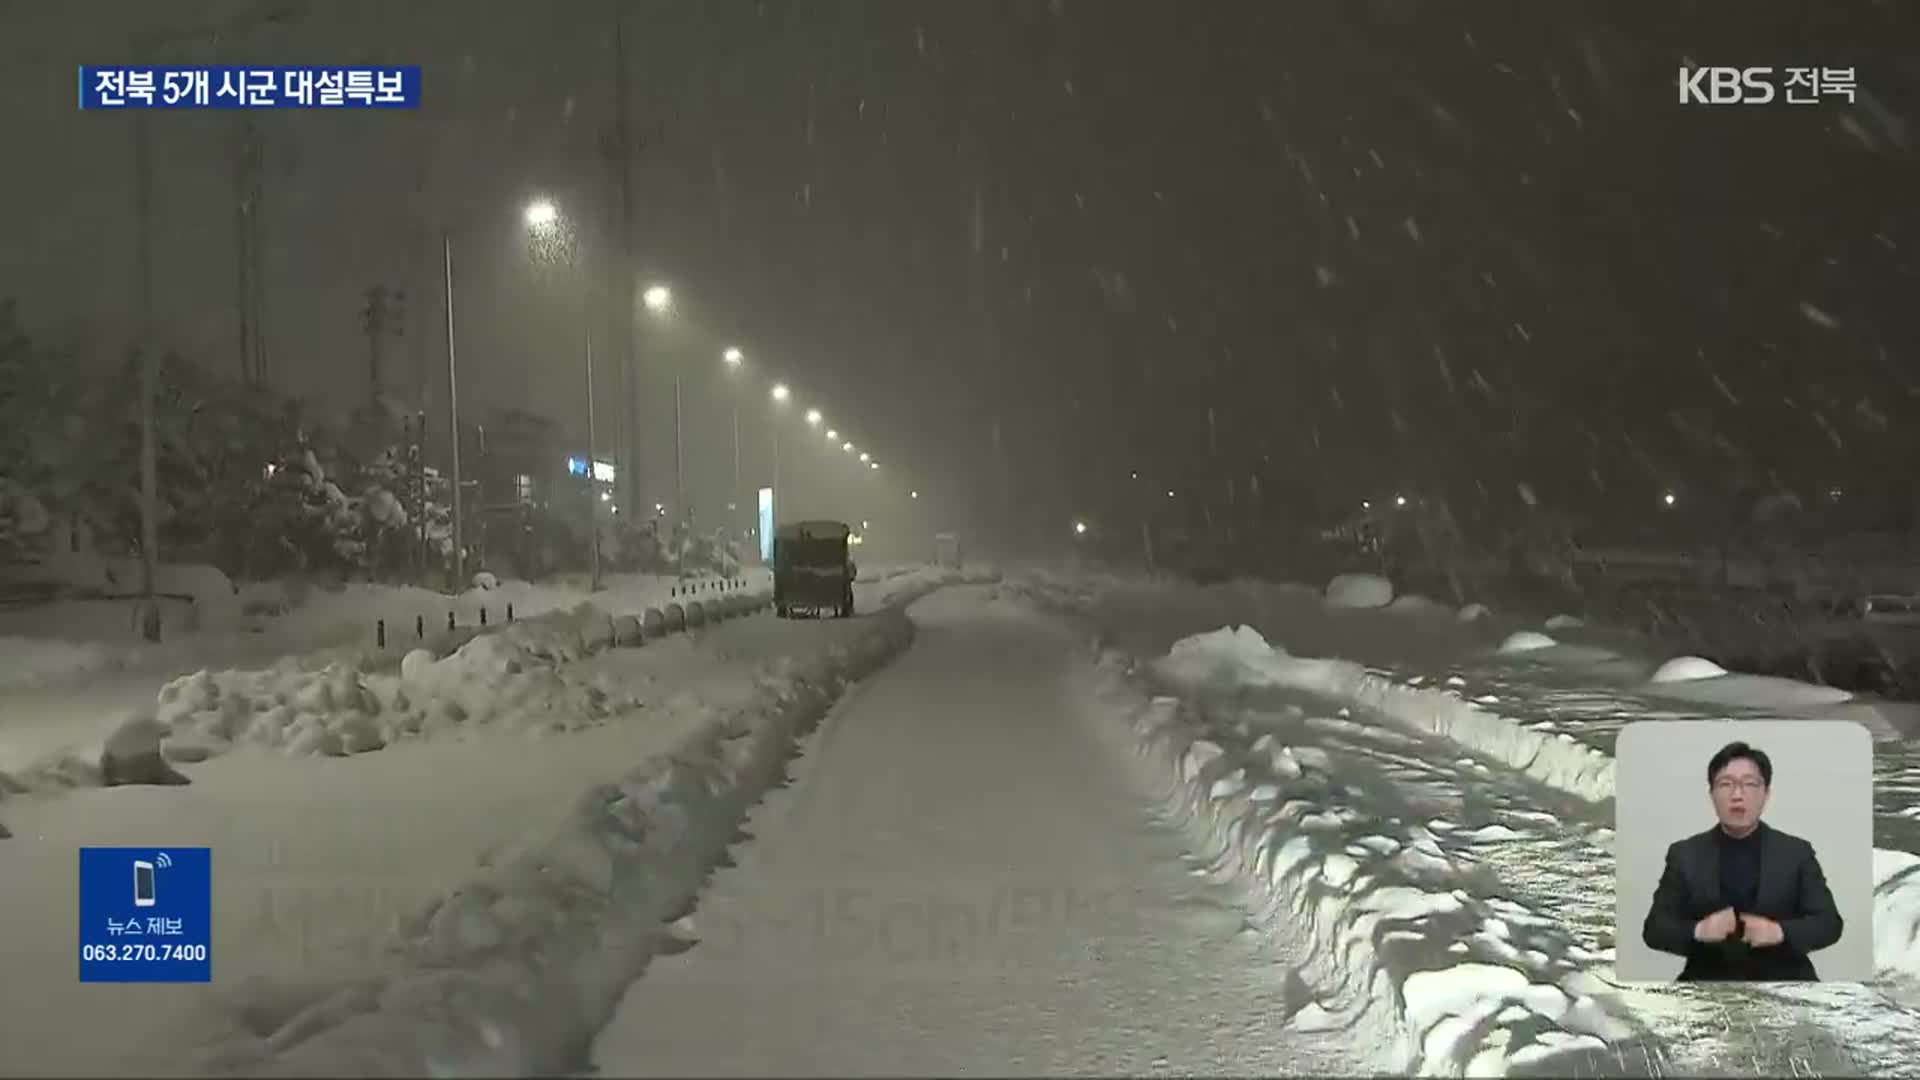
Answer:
[{"left": 133, "top": 860, "right": 156, "bottom": 907}]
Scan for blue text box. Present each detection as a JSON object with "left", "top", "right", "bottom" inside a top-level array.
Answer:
[
  {"left": 79, "top": 66, "right": 421, "bottom": 110},
  {"left": 78, "top": 847, "right": 212, "bottom": 983}
]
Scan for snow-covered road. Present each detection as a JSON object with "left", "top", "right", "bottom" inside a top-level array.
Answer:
[{"left": 592, "top": 586, "right": 1359, "bottom": 1076}]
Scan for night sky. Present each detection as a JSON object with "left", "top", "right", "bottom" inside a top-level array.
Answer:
[{"left": 2, "top": 1, "right": 1916, "bottom": 549}]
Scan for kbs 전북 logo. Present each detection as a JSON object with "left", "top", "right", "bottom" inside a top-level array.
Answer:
[{"left": 1678, "top": 66, "right": 1857, "bottom": 106}]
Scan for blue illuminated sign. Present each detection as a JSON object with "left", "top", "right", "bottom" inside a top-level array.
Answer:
[
  {"left": 758, "top": 486, "right": 775, "bottom": 563},
  {"left": 78, "top": 847, "right": 212, "bottom": 982},
  {"left": 566, "top": 456, "right": 589, "bottom": 477}
]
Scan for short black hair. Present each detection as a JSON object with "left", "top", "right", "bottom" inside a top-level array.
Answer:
[{"left": 1707, "top": 741, "right": 1772, "bottom": 787}]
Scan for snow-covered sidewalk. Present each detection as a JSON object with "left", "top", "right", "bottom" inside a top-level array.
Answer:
[
  {"left": 1027, "top": 571, "right": 1920, "bottom": 1076},
  {"left": 0, "top": 569, "right": 956, "bottom": 1076},
  {"left": 592, "top": 585, "right": 1360, "bottom": 1076}
]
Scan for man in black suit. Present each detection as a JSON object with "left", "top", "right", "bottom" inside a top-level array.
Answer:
[{"left": 1641, "top": 740, "right": 1844, "bottom": 981}]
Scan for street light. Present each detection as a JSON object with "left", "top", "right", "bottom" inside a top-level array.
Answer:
[
  {"left": 910, "top": 490, "right": 918, "bottom": 499},
  {"left": 721, "top": 347, "right": 744, "bottom": 533},
  {"left": 805, "top": 408, "right": 822, "bottom": 427},
  {"left": 1074, "top": 521, "right": 1088, "bottom": 536},
  {"left": 826, "top": 428, "right": 838, "bottom": 441},
  {"left": 523, "top": 196, "right": 599, "bottom": 589},
  {"left": 523, "top": 198, "right": 559, "bottom": 230},
  {"left": 643, "top": 284, "right": 672, "bottom": 313},
  {"left": 870, "top": 462, "right": 879, "bottom": 470},
  {"left": 843, "top": 442, "right": 855, "bottom": 453},
  {"left": 769, "top": 383, "right": 790, "bottom": 511},
  {"left": 859, "top": 451, "right": 871, "bottom": 463}
]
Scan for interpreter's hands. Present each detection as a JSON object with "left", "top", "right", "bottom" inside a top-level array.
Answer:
[
  {"left": 1740, "top": 913, "right": 1785, "bottom": 948},
  {"left": 1694, "top": 906, "right": 1739, "bottom": 943}
]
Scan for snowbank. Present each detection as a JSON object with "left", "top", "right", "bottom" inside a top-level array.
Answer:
[
  {"left": 1325, "top": 573, "right": 1393, "bottom": 609},
  {"left": 109, "top": 597, "right": 769, "bottom": 772},
  {"left": 1153, "top": 626, "right": 1615, "bottom": 802},
  {"left": 188, "top": 607, "right": 927, "bottom": 1076},
  {"left": 1648, "top": 656, "right": 1728, "bottom": 683},
  {"left": 1148, "top": 624, "right": 1920, "bottom": 988},
  {"left": 0, "top": 570, "right": 740, "bottom": 696},
  {"left": 1087, "top": 655, "right": 1639, "bottom": 1075},
  {"left": 1497, "top": 631, "right": 1558, "bottom": 654}
]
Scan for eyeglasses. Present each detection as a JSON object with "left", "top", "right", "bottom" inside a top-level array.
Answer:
[{"left": 1712, "top": 778, "right": 1766, "bottom": 794}]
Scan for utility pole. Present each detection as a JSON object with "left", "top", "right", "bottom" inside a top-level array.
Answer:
[
  {"left": 442, "top": 233, "right": 465, "bottom": 589},
  {"left": 134, "top": 112, "right": 160, "bottom": 642},
  {"left": 127, "top": 2, "right": 309, "bottom": 641},
  {"left": 608, "top": 1, "right": 642, "bottom": 523},
  {"left": 232, "top": 119, "right": 261, "bottom": 383},
  {"left": 584, "top": 323, "right": 602, "bottom": 590}
]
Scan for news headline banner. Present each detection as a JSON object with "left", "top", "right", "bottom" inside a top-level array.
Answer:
[
  {"left": 79, "top": 66, "right": 421, "bottom": 109},
  {"left": 78, "top": 847, "right": 213, "bottom": 983}
]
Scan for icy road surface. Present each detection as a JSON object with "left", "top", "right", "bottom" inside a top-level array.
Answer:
[{"left": 592, "top": 586, "right": 1367, "bottom": 1076}]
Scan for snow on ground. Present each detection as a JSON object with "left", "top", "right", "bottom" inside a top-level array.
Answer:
[
  {"left": 1020, "top": 569, "right": 1920, "bottom": 1076},
  {"left": 0, "top": 569, "right": 736, "bottom": 695},
  {"left": 0, "top": 573, "right": 767, "bottom": 785},
  {"left": 591, "top": 585, "right": 1362, "bottom": 1077},
  {"left": 0, "top": 567, "right": 970, "bottom": 1076},
  {"left": 1090, "top": 654, "right": 1637, "bottom": 1075}
]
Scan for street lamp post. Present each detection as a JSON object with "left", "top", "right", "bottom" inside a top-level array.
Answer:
[
  {"left": 641, "top": 284, "right": 673, "bottom": 519},
  {"left": 525, "top": 197, "right": 600, "bottom": 589},
  {"left": 723, "top": 347, "right": 743, "bottom": 530},
  {"left": 441, "top": 230, "right": 465, "bottom": 590},
  {"left": 770, "top": 382, "right": 790, "bottom": 514},
  {"left": 584, "top": 323, "right": 601, "bottom": 590}
]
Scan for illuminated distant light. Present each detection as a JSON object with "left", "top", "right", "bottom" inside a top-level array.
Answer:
[
  {"left": 1074, "top": 520, "right": 1088, "bottom": 535},
  {"left": 1166, "top": 489, "right": 1175, "bottom": 498},
  {"left": 1828, "top": 487, "right": 1843, "bottom": 500},
  {"left": 869, "top": 461, "right": 879, "bottom": 470},
  {"left": 1361, "top": 500, "right": 1371, "bottom": 510},
  {"left": 1130, "top": 471, "right": 1139, "bottom": 480},
  {"left": 859, "top": 451, "right": 871, "bottom": 463},
  {"left": 770, "top": 383, "right": 790, "bottom": 402},
  {"left": 843, "top": 442, "right": 854, "bottom": 453},
  {"left": 862, "top": 520, "right": 871, "bottom": 530},
  {"left": 523, "top": 198, "right": 558, "bottom": 229},
  {"left": 805, "top": 408, "right": 822, "bottom": 426},
  {"left": 722, "top": 346, "right": 744, "bottom": 365},
  {"left": 910, "top": 490, "right": 918, "bottom": 499},
  {"left": 1663, "top": 491, "right": 1677, "bottom": 507},
  {"left": 642, "top": 284, "right": 672, "bottom": 313},
  {"left": 1394, "top": 494, "right": 1407, "bottom": 507},
  {"left": 600, "top": 491, "right": 611, "bottom": 501},
  {"left": 826, "top": 429, "right": 838, "bottom": 441}
]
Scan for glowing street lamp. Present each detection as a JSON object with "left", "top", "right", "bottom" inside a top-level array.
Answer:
[
  {"left": 643, "top": 284, "right": 672, "bottom": 314},
  {"left": 826, "top": 428, "right": 838, "bottom": 441},
  {"left": 771, "top": 383, "right": 790, "bottom": 402},
  {"left": 523, "top": 198, "right": 559, "bottom": 230},
  {"left": 722, "top": 346, "right": 743, "bottom": 366},
  {"left": 910, "top": 490, "right": 918, "bottom": 499},
  {"left": 843, "top": 442, "right": 855, "bottom": 453},
  {"left": 869, "top": 461, "right": 879, "bottom": 470},
  {"left": 805, "top": 408, "right": 822, "bottom": 426},
  {"left": 859, "top": 451, "right": 870, "bottom": 463},
  {"left": 1074, "top": 520, "right": 1088, "bottom": 536}
]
